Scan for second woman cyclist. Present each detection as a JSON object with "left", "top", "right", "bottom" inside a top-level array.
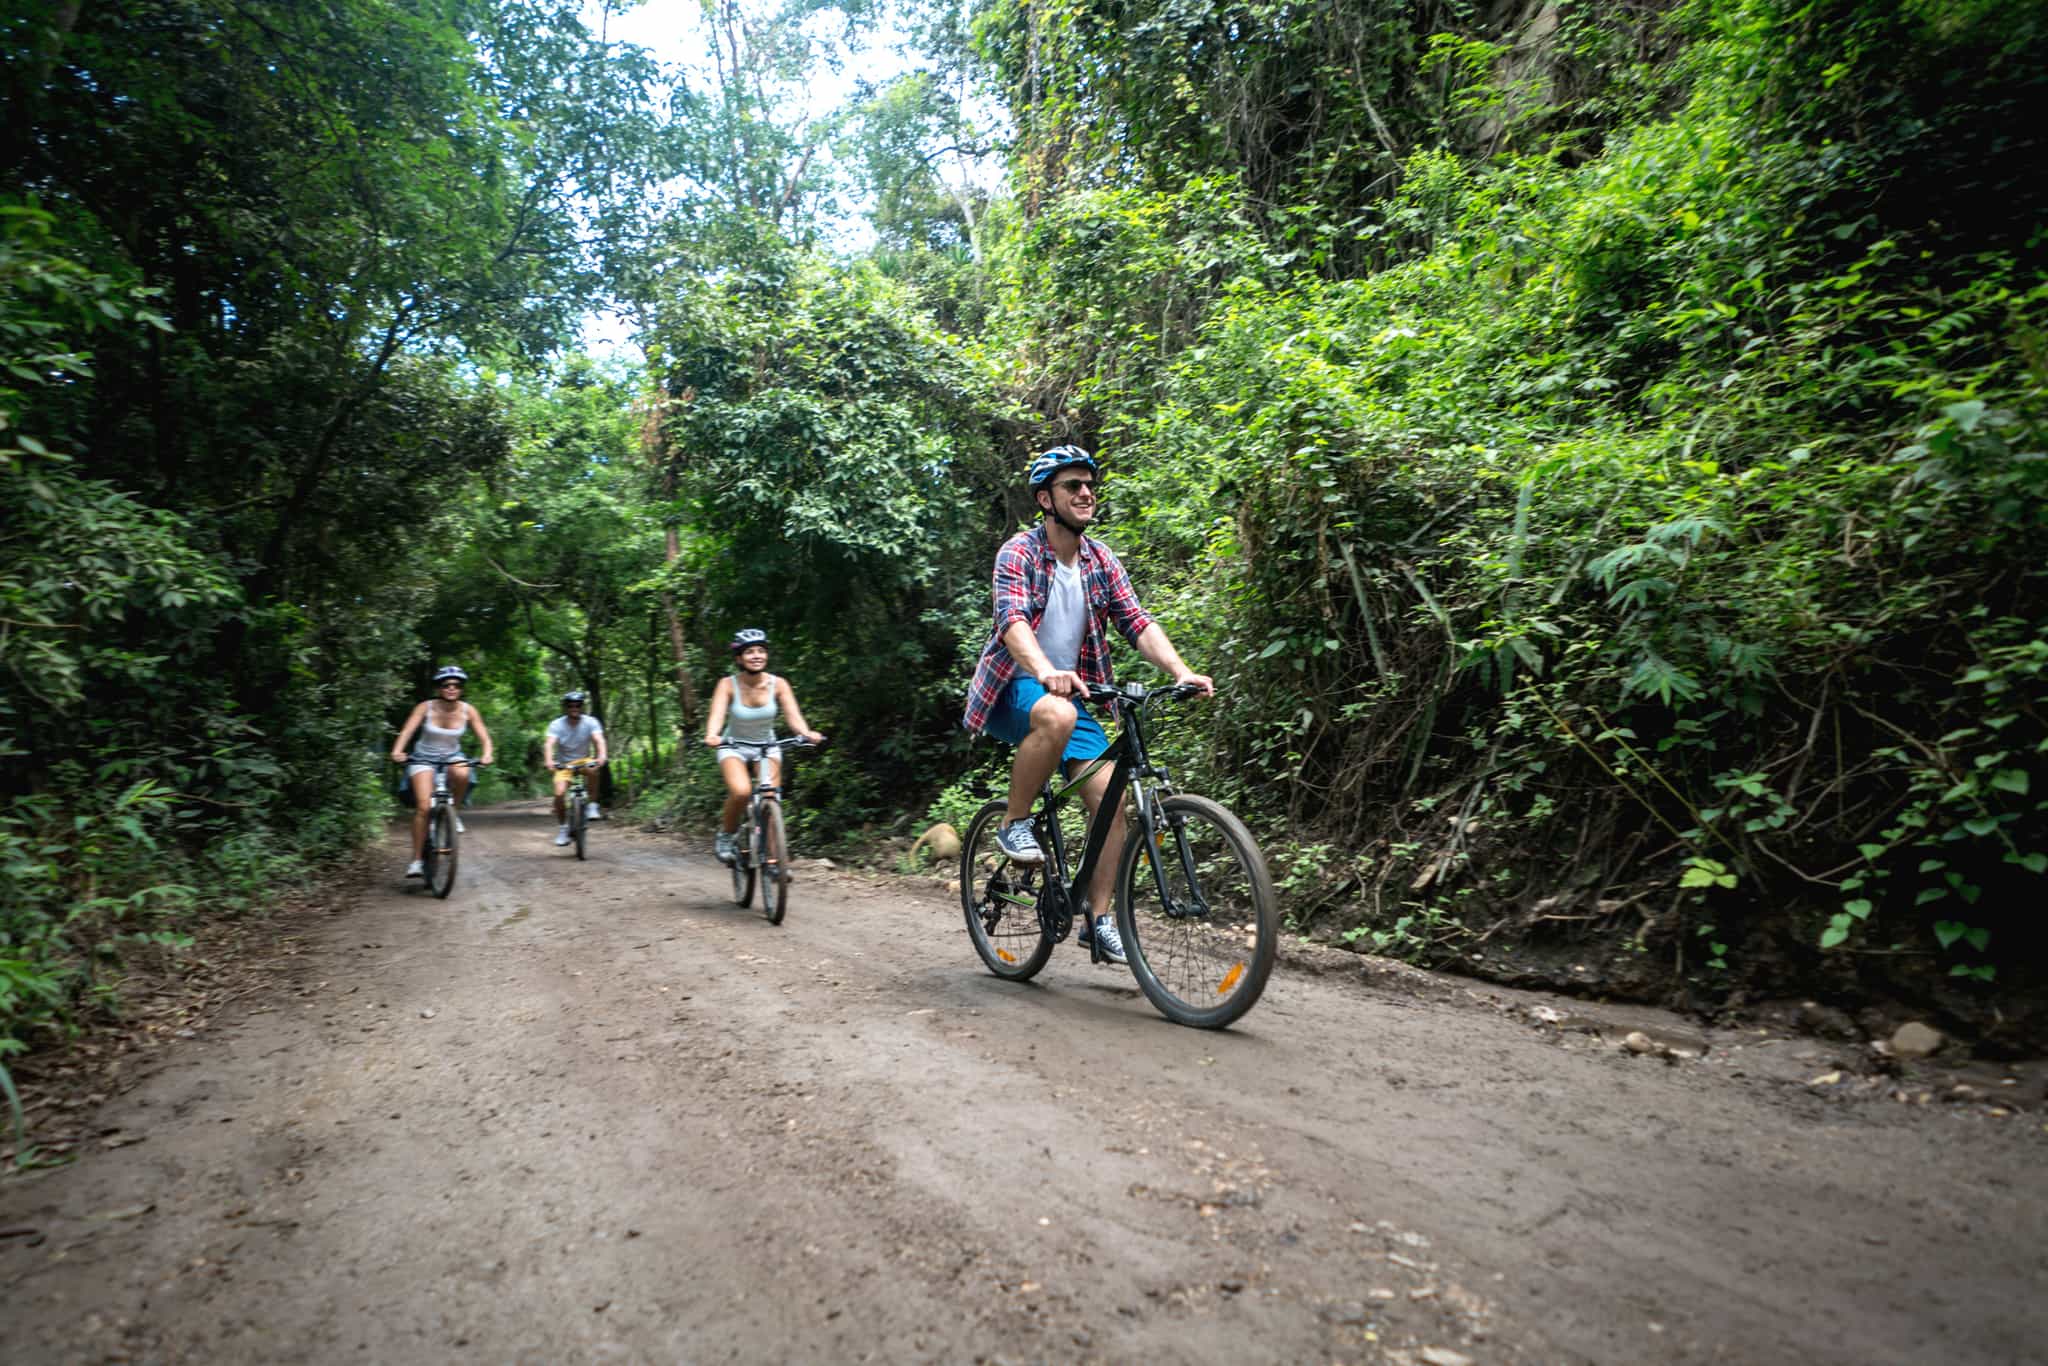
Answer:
[
  {"left": 702, "top": 628, "right": 824, "bottom": 864},
  {"left": 389, "top": 664, "right": 496, "bottom": 879}
]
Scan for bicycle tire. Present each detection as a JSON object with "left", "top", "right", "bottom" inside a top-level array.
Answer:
[
  {"left": 1115, "top": 793, "right": 1275, "bottom": 1029},
  {"left": 729, "top": 818, "right": 755, "bottom": 907},
  {"left": 760, "top": 798, "right": 788, "bottom": 925},
  {"left": 960, "top": 799, "right": 1054, "bottom": 981},
  {"left": 571, "top": 788, "right": 587, "bottom": 861},
  {"left": 428, "top": 805, "right": 459, "bottom": 900}
]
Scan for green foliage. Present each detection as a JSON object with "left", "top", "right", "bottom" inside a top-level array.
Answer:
[
  {"left": 9, "top": 0, "right": 2048, "bottom": 1059},
  {"left": 928, "top": 0, "right": 2048, "bottom": 1029},
  {"left": 0, "top": 0, "right": 663, "bottom": 1057},
  {"left": 647, "top": 247, "right": 1004, "bottom": 827}
]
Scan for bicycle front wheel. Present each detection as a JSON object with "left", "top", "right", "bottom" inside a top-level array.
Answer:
[
  {"left": 571, "top": 792, "right": 587, "bottom": 861},
  {"left": 960, "top": 800, "right": 1053, "bottom": 981},
  {"left": 1116, "top": 794, "right": 1276, "bottom": 1029},
  {"left": 428, "top": 806, "right": 459, "bottom": 900},
  {"left": 760, "top": 798, "right": 788, "bottom": 925}
]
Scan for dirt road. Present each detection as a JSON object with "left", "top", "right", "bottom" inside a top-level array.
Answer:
[{"left": 5, "top": 803, "right": 2044, "bottom": 1364}]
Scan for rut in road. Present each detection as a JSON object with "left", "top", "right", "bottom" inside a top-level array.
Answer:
[{"left": 4, "top": 802, "right": 2044, "bottom": 1364}]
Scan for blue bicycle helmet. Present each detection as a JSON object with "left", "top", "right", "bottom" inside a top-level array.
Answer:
[{"left": 1025, "top": 445, "right": 1098, "bottom": 490}]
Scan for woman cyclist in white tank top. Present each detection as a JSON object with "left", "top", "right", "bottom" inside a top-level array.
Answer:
[
  {"left": 390, "top": 664, "right": 496, "bottom": 880},
  {"left": 701, "top": 628, "right": 824, "bottom": 864}
]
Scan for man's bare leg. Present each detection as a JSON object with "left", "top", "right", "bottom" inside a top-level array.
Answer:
[
  {"left": 1005, "top": 695, "right": 1076, "bottom": 823},
  {"left": 1075, "top": 760, "right": 1124, "bottom": 915}
]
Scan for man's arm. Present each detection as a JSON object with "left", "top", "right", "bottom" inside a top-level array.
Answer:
[
  {"left": 542, "top": 728, "right": 557, "bottom": 769},
  {"left": 592, "top": 723, "right": 608, "bottom": 764},
  {"left": 995, "top": 536, "right": 1086, "bottom": 696},
  {"left": 1001, "top": 620, "right": 1083, "bottom": 698},
  {"left": 1134, "top": 623, "right": 1213, "bottom": 695}
]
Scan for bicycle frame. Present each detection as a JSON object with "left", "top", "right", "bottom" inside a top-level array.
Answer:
[
  {"left": 407, "top": 755, "right": 468, "bottom": 811},
  {"left": 732, "top": 737, "right": 813, "bottom": 866},
  {"left": 1033, "top": 683, "right": 1202, "bottom": 939}
]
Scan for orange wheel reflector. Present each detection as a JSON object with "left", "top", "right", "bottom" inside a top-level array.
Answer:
[
  {"left": 997, "top": 949, "right": 1016, "bottom": 963},
  {"left": 1217, "top": 962, "right": 1245, "bottom": 995}
]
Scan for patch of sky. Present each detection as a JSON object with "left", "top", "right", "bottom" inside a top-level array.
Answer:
[{"left": 576, "top": 0, "right": 1005, "bottom": 357}]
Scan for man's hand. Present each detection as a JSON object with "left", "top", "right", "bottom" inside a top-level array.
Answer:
[
  {"left": 1037, "top": 669, "right": 1085, "bottom": 699},
  {"left": 1174, "top": 672, "right": 1215, "bottom": 697}
]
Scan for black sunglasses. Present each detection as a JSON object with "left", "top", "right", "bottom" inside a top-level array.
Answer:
[{"left": 1052, "top": 478, "right": 1096, "bottom": 495}]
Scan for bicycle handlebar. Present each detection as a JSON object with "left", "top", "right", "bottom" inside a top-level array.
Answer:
[{"left": 1081, "top": 680, "right": 1209, "bottom": 706}]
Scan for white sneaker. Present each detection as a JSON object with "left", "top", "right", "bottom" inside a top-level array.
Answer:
[
  {"left": 715, "top": 831, "right": 736, "bottom": 863},
  {"left": 554, "top": 826, "right": 572, "bottom": 847},
  {"left": 455, "top": 815, "right": 466, "bottom": 834},
  {"left": 405, "top": 860, "right": 425, "bottom": 879},
  {"left": 585, "top": 801, "right": 601, "bottom": 820}
]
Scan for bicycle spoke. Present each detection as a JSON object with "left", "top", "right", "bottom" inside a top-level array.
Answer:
[
  {"left": 1118, "top": 795, "right": 1275, "bottom": 1028},
  {"left": 960, "top": 800, "right": 1054, "bottom": 980}
]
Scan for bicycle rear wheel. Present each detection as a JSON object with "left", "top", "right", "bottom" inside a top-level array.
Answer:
[
  {"left": 729, "top": 820, "right": 755, "bottom": 907},
  {"left": 571, "top": 788, "right": 587, "bottom": 860},
  {"left": 760, "top": 798, "right": 788, "bottom": 925},
  {"left": 960, "top": 800, "right": 1054, "bottom": 981},
  {"left": 428, "top": 805, "right": 459, "bottom": 900},
  {"left": 1116, "top": 794, "right": 1275, "bottom": 1029}
]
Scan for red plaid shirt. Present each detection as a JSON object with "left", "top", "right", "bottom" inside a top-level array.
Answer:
[{"left": 962, "top": 524, "right": 1155, "bottom": 733}]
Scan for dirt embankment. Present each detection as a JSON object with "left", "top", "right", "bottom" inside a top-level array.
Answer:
[{"left": 5, "top": 803, "right": 2045, "bottom": 1364}]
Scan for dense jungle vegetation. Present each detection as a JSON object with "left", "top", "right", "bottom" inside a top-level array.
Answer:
[{"left": 5, "top": 0, "right": 2046, "bottom": 1097}]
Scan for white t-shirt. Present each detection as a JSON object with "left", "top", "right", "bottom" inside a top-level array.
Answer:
[
  {"left": 547, "top": 714, "right": 604, "bottom": 761},
  {"left": 1035, "top": 556, "right": 1086, "bottom": 674}
]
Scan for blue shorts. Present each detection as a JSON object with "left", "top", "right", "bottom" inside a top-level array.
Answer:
[{"left": 982, "top": 677, "right": 1110, "bottom": 763}]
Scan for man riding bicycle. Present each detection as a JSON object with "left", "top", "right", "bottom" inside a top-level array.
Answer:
[
  {"left": 544, "top": 690, "right": 608, "bottom": 847},
  {"left": 962, "top": 445, "right": 1213, "bottom": 965}
]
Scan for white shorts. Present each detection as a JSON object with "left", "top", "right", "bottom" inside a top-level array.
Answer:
[{"left": 406, "top": 755, "right": 471, "bottom": 781}]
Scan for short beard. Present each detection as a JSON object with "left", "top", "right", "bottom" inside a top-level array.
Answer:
[{"left": 1041, "top": 500, "right": 1089, "bottom": 537}]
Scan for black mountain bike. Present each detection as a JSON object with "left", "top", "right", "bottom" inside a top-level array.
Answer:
[
  {"left": 558, "top": 757, "right": 600, "bottom": 860},
  {"left": 959, "top": 681, "right": 1277, "bottom": 1030},
  {"left": 726, "top": 736, "right": 819, "bottom": 925},
  {"left": 405, "top": 755, "right": 486, "bottom": 900}
]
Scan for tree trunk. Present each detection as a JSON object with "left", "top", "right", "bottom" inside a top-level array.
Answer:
[
  {"left": 645, "top": 604, "right": 664, "bottom": 775},
  {"left": 643, "top": 389, "right": 700, "bottom": 727}
]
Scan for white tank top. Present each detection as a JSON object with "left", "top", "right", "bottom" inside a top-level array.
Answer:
[
  {"left": 725, "top": 674, "right": 779, "bottom": 744},
  {"left": 414, "top": 704, "right": 470, "bottom": 759}
]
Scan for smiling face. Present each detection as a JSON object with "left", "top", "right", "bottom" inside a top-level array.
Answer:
[
  {"left": 1036, "top": 468, "right": 1098, "bottom": 527},
  {"left": 436, "top": 679, "right": 464, "bottom": 702},
  {"left": 737, "top": 645, "right": 769, "bottom": 673}
]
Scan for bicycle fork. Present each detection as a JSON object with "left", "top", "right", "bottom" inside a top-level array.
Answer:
[{"left": 432, "top": 776, "right": 454, "bottom": 854}]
